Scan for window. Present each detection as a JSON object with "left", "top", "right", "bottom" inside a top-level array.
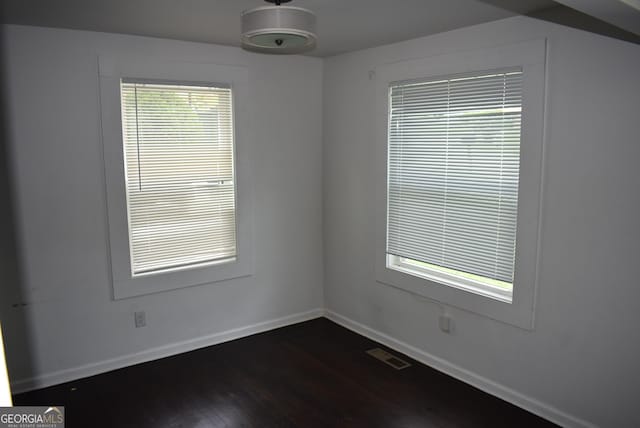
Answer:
[
  {"left": 121, "top": 81, "right": 236, "bottom": 275},
  {"left": 386, "top": 70, "right": 523, "bottom": 303},
  {"left": 100, "top": 58, "right": 253, "bottom": 299},
  {"left": 374, "top": 40, "right": 546, "bottom": 329}
]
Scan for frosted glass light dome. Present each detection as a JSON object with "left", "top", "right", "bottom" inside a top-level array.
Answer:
[{"left": 241, "top": 5, "right": 317, "bottom": 54}]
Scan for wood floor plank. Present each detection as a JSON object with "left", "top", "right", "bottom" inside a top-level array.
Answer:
[{"left": 13, "top": 318, "right": 557, "bottom": 427}]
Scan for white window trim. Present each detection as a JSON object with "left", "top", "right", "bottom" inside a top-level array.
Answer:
[
  {"left": 374, "top": 40, "right": 547, "bottom": 329},
  {"left": 387, "top": 256, "right": 513, "bottom": 304},
  {"left": 99, "top": 56, "right": 254, "bottom": 299}
]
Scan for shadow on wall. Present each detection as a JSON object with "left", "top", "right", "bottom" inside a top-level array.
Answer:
[
  {"left": 0, "top": 25, "right": 36, "bottom": 394},
  {"left": 478, "top": 0, "right": 640, "bottom": 44}
]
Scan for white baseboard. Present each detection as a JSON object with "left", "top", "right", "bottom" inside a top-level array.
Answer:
[
  {"left": 324, "top": 309, "right": 597, "bottom": 428},
  {"left": 11, "top": 308, "right": 324, "bottom": 394}
]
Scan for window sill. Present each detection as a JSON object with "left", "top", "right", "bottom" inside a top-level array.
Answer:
[
  {"left": 387, "top": 255, "right": 513, "bottom": 304},
  {"left": 113, "top": 256, "right": 253, "bottom": 300},
  {"left": 375, "top": 261, "right": 534, "bottom": 330}
]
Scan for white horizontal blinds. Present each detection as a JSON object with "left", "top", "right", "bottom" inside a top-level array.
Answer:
[
  {"left": 387, "top": 69, "right": 523, "bottom": 284},
  {"left": 121, "top": 80, "right": 236, "bottom": 275}
]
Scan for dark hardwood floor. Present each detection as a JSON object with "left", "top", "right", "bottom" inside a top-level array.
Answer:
[{"left": 14, "top": 318, "right": 556, "bottom": 427}]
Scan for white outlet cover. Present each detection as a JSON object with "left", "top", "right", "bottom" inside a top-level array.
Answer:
[
  {"left": 134, "top": 311, "right": 146, "bottom": 328},
  {"left": 439, "top": 315, "right": 451, "bottom": 333}
]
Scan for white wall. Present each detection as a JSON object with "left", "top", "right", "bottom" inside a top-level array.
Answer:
[
  {"left": 0, "top": 25, "right": 324, "bottom": 391},
  {"left": 323, "top": 16, "right": 640, "bottom": 428}
]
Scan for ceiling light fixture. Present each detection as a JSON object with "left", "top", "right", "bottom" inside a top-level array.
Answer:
[{"left": 241, "top": 0, "right": 317, "bottom": 54}]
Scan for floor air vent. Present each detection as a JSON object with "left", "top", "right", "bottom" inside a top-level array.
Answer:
[{"left": 366, "top": 348, "right": 411, "bottom": 370}]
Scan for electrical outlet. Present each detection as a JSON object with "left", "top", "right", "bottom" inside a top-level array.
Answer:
[
  {"left": 439, "top": 314, "right": 452, "bottom": 333},
  {"left": 134, "top": 311, "right": 146, "bottom": 328}
]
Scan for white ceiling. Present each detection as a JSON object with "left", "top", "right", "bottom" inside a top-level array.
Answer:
[{"left": 0, "top": 0, "right": 558, "bottom": 57}]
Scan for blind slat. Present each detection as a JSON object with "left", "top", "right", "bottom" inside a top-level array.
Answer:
[
  {"left": 121, "top": 81, "right": 237, "bottom": 275},
  {"left": 387, "top": 69, "right": 522, "bottom": 284}
]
